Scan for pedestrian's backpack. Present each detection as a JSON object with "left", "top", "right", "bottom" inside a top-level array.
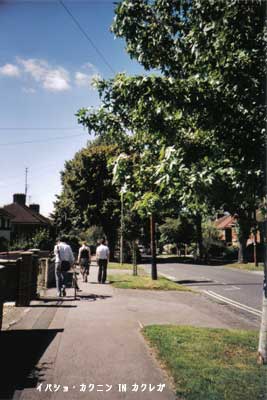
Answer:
[{"left": 80, "top": 247, "right": 90, "bottom": 259}]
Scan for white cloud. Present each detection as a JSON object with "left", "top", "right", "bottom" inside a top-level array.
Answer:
[
  {"left": 17, "top": 58, "right": 71, "bottom": 92},
  {"left": 75, "top": 62, "right": 100, "bottom": 88},
  {"left": 1, "top": 58, "right": 100, "bottom": 92},
  {"left": 43, "top": 68, "right": 70, "bottom": 92},
  {"left": 0, "top": 63, "right": 20, "bottom": 77},
  {"left": 75, "top": 71, "right": 91, "bottom": 87}
]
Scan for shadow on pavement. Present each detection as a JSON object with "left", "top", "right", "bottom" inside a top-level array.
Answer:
[
  {"left": 39, "top": 297, "right": 78, "bottom": 303},
  {"left": 0, "top": 328, "right": 63, "bottom": 399},
  {"left": 28, "top": 304, "right": 77, "bottom": 308},
  {"left": 78, "top": 294, "right": 112, "bottom": 301}
]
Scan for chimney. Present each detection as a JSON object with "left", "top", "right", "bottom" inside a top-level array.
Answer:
[
  {"left": 29, "top": 204, "right": 40, "bottom": 214},
  {"left": 13, "top": 193, "right": 26, "bottom": 206}
]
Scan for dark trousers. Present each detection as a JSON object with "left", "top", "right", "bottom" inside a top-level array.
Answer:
[{"left": 98, "top": 259, "right": 107, "bottom": 283}]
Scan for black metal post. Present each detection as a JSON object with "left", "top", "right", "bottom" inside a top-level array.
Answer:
[{"left": 150, "top": 214, "right": 157, "bottom": 280}]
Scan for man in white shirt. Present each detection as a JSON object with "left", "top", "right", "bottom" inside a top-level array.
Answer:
[
  {"left": 54, "top": 236, "right": 75, "bottom": 297},
  {"left": 96, "top": 238, "right": 110, "bottom": 284}
]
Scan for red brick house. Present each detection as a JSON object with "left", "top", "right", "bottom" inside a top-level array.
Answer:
[
  {"left": 215, "top": 214, "right": 238, "bottom": 246},
  {"left": 215, "top": 214, "right": 260, "bottom": 247},
  {"left": 3, "top": 194, "right": 51, "bottom": 241}
]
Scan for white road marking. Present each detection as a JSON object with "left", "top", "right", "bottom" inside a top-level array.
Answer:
[
  {"left": 204, "top": 290, "right": 262, "bottom": 317},
  {"left": 224, "top": 286, "right": 241, "bottom": 291}
]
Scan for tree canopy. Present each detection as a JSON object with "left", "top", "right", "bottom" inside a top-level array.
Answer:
[
  {"left": 77, "top": 0, "right": 266, "bottom": 261},
  {"left": 53, "top": 143, "right": 121, "bottom": 253}
]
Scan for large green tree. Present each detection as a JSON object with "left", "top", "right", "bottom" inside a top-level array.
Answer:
[
  {"left": 53, "top": 143, "right": 121, "bottom": 257},
  {"left": 78, "top": 73, "right": 222, "bottom": 262}
]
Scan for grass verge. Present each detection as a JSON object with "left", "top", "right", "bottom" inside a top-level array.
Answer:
[
  {"left": 108, "top": 262, "right": 139, "bottom": 270},
  {"left": 143, "top": 325, "right": 266, "bottom": 400},
  {"left": 108, "top": 273, "right": 190, "bottom": 291},
  {"left": 223, "top": 262, "right": 263, "bottom": 271}
]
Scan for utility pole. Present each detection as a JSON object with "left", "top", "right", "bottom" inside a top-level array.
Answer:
[
  {"left": 150, "top": 214, "right": 157, "bottom": 280},
  {"left": 120, "top": 188, "right": 126, "bottom": 266},
  {"left": 25, "top": 167, "right": 28, "bottom": 201}
]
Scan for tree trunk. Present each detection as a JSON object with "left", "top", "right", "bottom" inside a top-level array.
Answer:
[
  {"left": 236, "top": 215, "right": 251, "bottom": 264},
  {"left": 195, "top": 214, "right": 203, "bottom": 260},
  {"left": 253, "top": 230, "right": 258, "bottom": 267},
  {"left": 258, "top": 292, "right": 267, "bottom": 364},
  {"left": 106, "top": 234, "right": 116, "bottom": 261},
  {"left": 150, "top": 214, "right": 157, "bottom": 280},
  {"left": 132, "top": 240, "right": 138, "bottom": 276},
  {"left": 238, "top": 238, "right": 247, "bottom": 263}
]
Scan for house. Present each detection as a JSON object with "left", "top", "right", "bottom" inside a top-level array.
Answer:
[
  {"left": 0, "top": 208, "right": 13, "bottom": 242},
  {"left": 215, "top": 214, "right": 238, "bottom": 246},
  {"left": 215, "top": 213, "right": 261, "bottom": 247},
  {"left": 3, "top": 193, "right": 51, "bottom": 241}
]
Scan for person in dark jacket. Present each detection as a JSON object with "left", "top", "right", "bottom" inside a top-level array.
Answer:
[{"left": 77, "top": 241, "right": 91, "bottom": 282}]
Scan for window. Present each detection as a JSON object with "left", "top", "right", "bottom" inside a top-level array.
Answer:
[{"left": 225, "top": 228, "right": 232, "bottom": 244}]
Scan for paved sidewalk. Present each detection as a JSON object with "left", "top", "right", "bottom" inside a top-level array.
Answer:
[{"left": 1, "top": 265, "right": 259, "bottom": 400}]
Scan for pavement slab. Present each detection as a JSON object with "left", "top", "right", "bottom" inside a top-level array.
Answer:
[{"left": 0, "top": 266, "right": 259, "bottom": 400}]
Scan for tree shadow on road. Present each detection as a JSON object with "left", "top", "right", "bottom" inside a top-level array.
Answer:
[{"left": 0, "top": 328, "right": 63, "bottom": 399}]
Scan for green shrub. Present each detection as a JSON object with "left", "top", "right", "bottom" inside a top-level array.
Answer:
[{"left": 222, "top": 246, "right": 238, "bottom": 260}]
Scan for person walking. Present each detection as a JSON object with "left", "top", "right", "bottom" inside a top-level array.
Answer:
[
  {"left": 77, "top": 241, "right": 91, "bottom": 282},
  {"left": 54, "top": 236, "right": 75, "bottom": 297},
  {"left": 96, "top": 238, "right": 110, "bottom": 284}
]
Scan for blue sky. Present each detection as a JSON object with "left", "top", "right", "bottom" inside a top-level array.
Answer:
[{"left": 0, "top": 0, "right": 144, "bottom": 216}]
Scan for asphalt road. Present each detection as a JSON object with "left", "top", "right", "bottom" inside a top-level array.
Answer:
[{"left": 142, "top": 261, "right": 264, "bottom": 319}]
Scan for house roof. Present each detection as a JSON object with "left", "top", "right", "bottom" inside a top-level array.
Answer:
[
  {"left": 27, "top": 206, "right": 51, "bottom": 225},
  {"left": 215, "top": 214, "right": 236, "bottom": 230},
  {"left": 3, "top": 203, "right": 50, "bottom": 225},
  {"left": 0, "top": 208, "right": 14, "bottom": 219}
]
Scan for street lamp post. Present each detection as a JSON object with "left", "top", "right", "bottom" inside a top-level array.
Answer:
[
  {"left": 150, "top": 214, "right": 157, "bottom": 280},
  {"left": 120, "top": 185, "right": 127, "bottom": 266},
  {"left": 120, "top": 190, "right": 124, "bottom": 266}
]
